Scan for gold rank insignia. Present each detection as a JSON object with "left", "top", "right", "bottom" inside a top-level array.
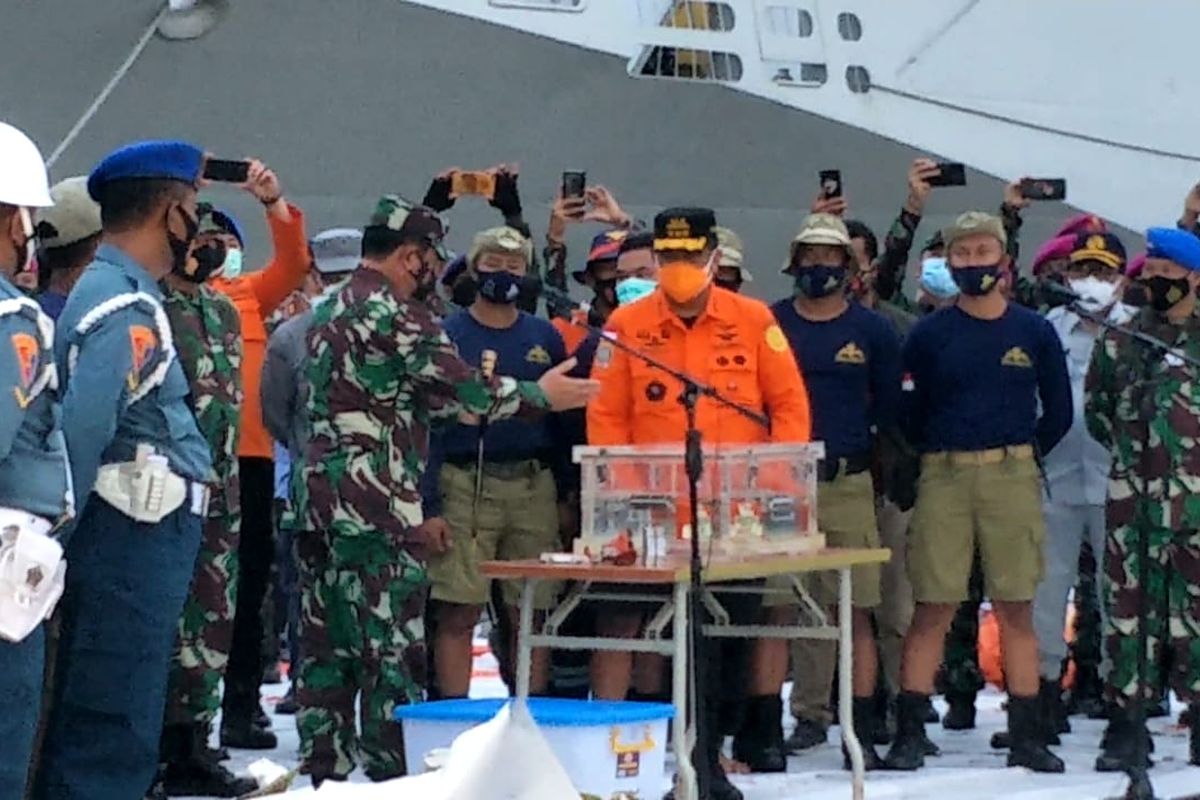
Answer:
[
  {"left": 1087, "top": 234, "right": 1106, "bottom": 252},
  {"left": 834, "top": 341, "right": 867, "bottom": 364},
  {"left": 1001, "top": 346, "right": 1033, "bottom": 368},
  {"left": 666, "top": 218, "right": 691, "bottom": 239},
  {"left": 764, "top": 324, "right": 788, "bottom": 353},
  {"left": 525, "top": 345, "right": 551, "bottom": 365}
]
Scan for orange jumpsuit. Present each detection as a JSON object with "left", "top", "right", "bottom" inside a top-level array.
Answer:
[
  {"left": 210, "top": 204, "right": 309, "bottom": 459},
  {"left": 588, "top": 287, "right": 811, "bottom": 446}
]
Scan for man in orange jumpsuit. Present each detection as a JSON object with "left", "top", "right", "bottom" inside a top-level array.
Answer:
[
  {"left": 588, "top": 207, "right": 811, "bottom": 800},
  {"left": 204, "top": 160, "right": 312, "bottom": 748}
]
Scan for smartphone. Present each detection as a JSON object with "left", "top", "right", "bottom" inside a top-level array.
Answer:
[
  {"left": 927, "top": 162, "right": 966, "bottom": 187},
  {"left": 818, "top": 169, "right": 842, "bottom": 200},
  {"left": 562, "top": 170, "right": 587, "bottom": 199},
  {"left": 450, "top": 171, "right": 496, "bottom": 200},
  {"left": 202, "top": 159, "right": 251, "bottom": 183},
  {"left": 1020, "top": 178, "right": 1067, "bottom": 201}
]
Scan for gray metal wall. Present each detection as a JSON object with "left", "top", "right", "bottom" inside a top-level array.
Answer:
[{"left": 2, "top": 0, "right": 1136, "bottom": 302}]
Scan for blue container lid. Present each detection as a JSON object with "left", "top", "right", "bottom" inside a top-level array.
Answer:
[{"left": 395, "top": 698, "right": 674, "bottom": 726}]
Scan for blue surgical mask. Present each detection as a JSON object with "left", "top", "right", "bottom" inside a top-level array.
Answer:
[
  {"left": 793, "top": 264, "right": 847, "bottom": 299},
  {"left": 950, "top": 263, "right": 1002, "bottom": 296},
  {"left": 616, "top": 276, "right": 657, "bottom": 306},
  {"left": 476, "top": 270, "right": 523, "bottom": 304},
  {"left": 919, "top": 257, "right": 959, "bottom": 299},
  {"left": 220, "top": 248, "right": 244, "bottom": 279}
]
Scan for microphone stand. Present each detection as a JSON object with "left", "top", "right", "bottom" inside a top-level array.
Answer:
[
  {"left": 1069, "top": 301, "right": 1200, "bottom": 800},
  {"left": 547, "top": 285, "right": 768, "bottom": 800}
]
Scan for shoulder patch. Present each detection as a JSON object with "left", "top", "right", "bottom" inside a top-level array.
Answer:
[
  {"left": 10, "top": 332, "right": 38, "bottom": 408},
  {"left": 764, "top": 324, "right": 788, "bottom": 353},
  {"left": 127, "top": 325, "right": 159, "bottom": 391}
]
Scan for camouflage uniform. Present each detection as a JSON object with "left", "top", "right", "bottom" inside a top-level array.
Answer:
[
  {"left": 1085, "top": 308, "right": 1200, "bottom": 706},
  {"left": 295, "top": 196, "right": 548, "bottom": 782},
  {"left": 162, "top": 284, "right": 244, "bottom": 725}
]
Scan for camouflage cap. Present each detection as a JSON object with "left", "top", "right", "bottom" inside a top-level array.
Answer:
[
  {"left": 714, "top": 226, "right": 751, "bottom": 282},
  {"left": 35, "top": 176, "right": 101, "bottom": 249},
  {"left": 367, "top": 194, "right": 449, "bottom": 259},
  {"left": 467, "top": 225, "right": 533, "bottom": 270},
  {"left": 783, "top": 213, "right": 852, "bottom": 271},
  {"left": 196, "top": 202, "right": 245, "bottom": 245},
  {"left": 942, "top": 211, "right": 1007, "bottom": 250}
]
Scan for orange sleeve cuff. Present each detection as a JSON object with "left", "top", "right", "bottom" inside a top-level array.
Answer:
[{"left": 247, "top": 202, "right": 310, "bottom": 315}]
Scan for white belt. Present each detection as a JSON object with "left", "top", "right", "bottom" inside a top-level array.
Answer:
[
  {"left": 93, "top": 458, "right": 210, "bottom": 523},
  {"left": 0, "top": 508, "right": 52, "bottom": 537},
  {"left": 0, "top": 506, "right": 65, "bottom": 643}
]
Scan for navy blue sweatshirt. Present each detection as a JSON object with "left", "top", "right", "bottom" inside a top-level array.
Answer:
[
  {"left": 772, "top": 299, "right": 902, "bottom": 460},
  {"left": 421, "top": 309, "right": 568, "bottom": 517},
  {"left": 901, "top": 303, "right": 1072, "bottom": 455}
]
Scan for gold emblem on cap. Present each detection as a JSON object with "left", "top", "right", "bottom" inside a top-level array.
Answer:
[
  {"left": 666, "top": 218, "right": 692, "bottom": 239},
  {"left": 1086, "top": 235, "right": 1106, "bottom": 252}
]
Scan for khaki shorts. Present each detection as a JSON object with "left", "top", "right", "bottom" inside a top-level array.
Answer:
[
  {"left": 907, "top": 449, "right": 1045, "bottom": 604},
  {"left": 764, "top": 469, "right": 881, "bottom": 609},
  {"left": 427, "top": 461, "right": 561, "bottom": 608}
]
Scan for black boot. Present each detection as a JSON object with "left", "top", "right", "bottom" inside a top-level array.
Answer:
[
  {"left": 842, "top": 697, "right": 885, "bottom": 771},
  {"left": 882, "top": 691, "right": 930, "bottom": 771},
  {"left": 220, "top": 711, "right": 278, "bottom": 750},
  {"left": 1188, "top": 703, "right": 1200, "bottom": 766},
  {"left": 1147, "top": 691, "right": 1171, "bottom": 719},
  {"left": 1068, "top": 664, "right": 1105, "bottom": 718},
  {"left": 253, "top": 702, "right": 273, "bottom": 730},
  {"left": 1006, "top": 696, "right": 1064, "bottom": 773},
  {"left": 942, "top": 692, "right": 977, "bottom": 730},
  {"left": 922, "top": 695, "right": 940, "bottom": 724},
  {"left": 731, "top": 695, "right": 786, "bottom": 773},
  {"left": 1040, "top": 679, "right": 1068, "bottom": 740},
  {"left": 275, "top": 686, "right": 298, "bottom": 715},
  {"left": 1095, "top": 708, "right": 1153, "bottom": 772},
  {"left": 784, "top": 717, "right": 828, "bottom": 753},
  {"left": 161, "top": 723, "right": 259, "bottom": 797}
]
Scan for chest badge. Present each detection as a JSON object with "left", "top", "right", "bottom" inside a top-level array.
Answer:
[
  {"left": 1001, "top": 346, "right": 1033, "bottom": 368},
  {"left": 525, "top": 345, "right": 551, "bottom": 365},
  {"left": 834, "top": 342, "right": 867, "bottom": 365}
]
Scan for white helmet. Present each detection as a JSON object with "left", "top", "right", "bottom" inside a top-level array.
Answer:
[{"left": 0, "top": 122, "right": 53, "bottom": 209}]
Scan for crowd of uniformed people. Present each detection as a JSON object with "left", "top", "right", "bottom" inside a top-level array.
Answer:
[{"left": 2, "top": 120, "right": 1200, "bottom": 800}]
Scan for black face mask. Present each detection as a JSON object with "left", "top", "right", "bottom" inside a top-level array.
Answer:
[
  {"left": 181, "top": 241, "right": 227, "bottom": 283},
  {"left": 1143, "top": 275, "right": 1192, "bottom": 313},
  {"left": 167, "top": 205, "right": 199, "bottom": 275},
  {"left": 410, "top": 250, "right": 438, "bottom": 302}
]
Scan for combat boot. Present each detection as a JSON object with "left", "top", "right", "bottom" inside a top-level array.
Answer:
[
  {"left": 275, "top": 686, "right": 298, "bottom": 715},
  {"left": 1067, "top": 663, "right": 1105, "bottom": 718},
  {"left": 784, "top": 716, "right": 828, "bottom": 753},
  {"left": 1006, "top": 696, "right": 1064, "bottom": 773},
  {"left": 1095, "top": 708, "right": 1153, "bottom": 772},
  {"left": 882, "top": 691, "right": 930, "bottom": 770},
  {"left": 220, "top": 711, "right": 277, "bottom": 750},
  {"left": 731, "top": 695, "right": 787, "bottom": 773},
  {"left": 842, "top": 697, "right": 885, "bottom": 771},
  {"left": 942, "top": 692, "right": 977, "bottom": 730},
  {"left": 162, "top": 723, "right": 259, "bottom": 797},
  {"left": 1187, "top": 704, "right": 1200, "bottom": 767}
]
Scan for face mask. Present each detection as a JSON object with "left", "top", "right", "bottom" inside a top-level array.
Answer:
[
  {"left": 183, "top": 241, "right": 228, "bottom": 283},
  {"left": 167, "top": 205, "right": 199, "bottom": 274},
  {"left": 1067, "top": 275, "right": 1117, "bottom": 312},
  {"left": 476, "top": 270, "right": 524, "bottom": 304},
  {"left": 950, "top": 263, "right": 1002, "bottom": 297},
  {"left": 219, "top": 248, "right": 244, "bottom": 280},
  {"left": 616, "top": 276, "right": 657, "bottom": 306},
  {"left": 1143, "top": 275, "right": 1191, "bottom": 313},
  {"left": 793, "top": 264, "right": 847, "bottom": 299},
  {"left": 919, "top": 257, "right": 959, "bottom": 300},
  {"left": 658, "top": 257, "right": 713, "bottom": 304}
]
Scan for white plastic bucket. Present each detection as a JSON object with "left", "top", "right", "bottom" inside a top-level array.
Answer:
[{"left": 396, "top": 698, "right": 674, "bottom": 799}]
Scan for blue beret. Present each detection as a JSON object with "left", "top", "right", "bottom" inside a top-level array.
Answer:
[
  {"left": 87, "top": 140, "right": 204, "bottom": 200},
  {"left": 1146, "top": 227, "right": 1200, "bottom": 272},
  {"left": 198, "top": 203, "right": 245, "bottom": 246}
]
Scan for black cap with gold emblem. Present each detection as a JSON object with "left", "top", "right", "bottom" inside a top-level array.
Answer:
[{"left": 653, "top": 207, "right": 716, "bottom": 253}]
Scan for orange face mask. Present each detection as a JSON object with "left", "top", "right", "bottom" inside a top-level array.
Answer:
[{"left": 658, "top": 258, "right": 713, "bottom": 304}]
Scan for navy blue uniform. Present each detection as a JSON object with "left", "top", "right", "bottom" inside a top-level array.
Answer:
[
  {"left": 772, "top": 299, "right": 901, "bottom": 461},
  {"left": 902, "top": 304, "right": 1072, "bottom": 456},
  {"left": 421, "top": 309, "right": 568, "bottom": 517},
  {"left": 35, "top": 245, "right": 211, "bottom": 800}
]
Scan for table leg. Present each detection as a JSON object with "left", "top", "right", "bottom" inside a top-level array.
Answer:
[
  {"left": 672, "top": 580, "right": 697, "bottom": 800},
  {"left": 515, "top": 577, "right": 534, "bottom": 701},
  {"left": 839, "top": 567, "right": 865, "bottom": 800}
]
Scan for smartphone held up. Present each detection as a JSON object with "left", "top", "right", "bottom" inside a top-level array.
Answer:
[
  {"left": 926, "top": 162, "right": 966, "bottom": 187},
  {"left": 203, "top": 159, "right": 251, "bottom": 183},
  {"left": 818, "top": 169, "right": 843, "bottom": 200},
  {"left": 1019, "top": 178, "right": 1068, "bottom": 201},
  {"left": 562, "top": 170, "right": 587, "bottom": 200}
]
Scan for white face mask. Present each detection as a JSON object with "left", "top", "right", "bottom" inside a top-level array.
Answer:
[
  {"left": 1067, "top": 275, "right": 1117, "bottom": 312},
  {"left": 220, "top": 247, "right": 244, "bottom": 279}
]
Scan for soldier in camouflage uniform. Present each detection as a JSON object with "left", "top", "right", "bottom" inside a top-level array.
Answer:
[
  {"left": 157, "top": 203, "right": 257, "bottom": 797},
  {"left": 294, "top": 196, "right": 597, "bottom": 787},
  {"left": 1086, "top": 227, "right": 1200, "bottom": 771}
]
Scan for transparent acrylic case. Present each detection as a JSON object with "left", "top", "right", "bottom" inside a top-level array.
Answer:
[{"left": 573, "top": 442, "right": 826, "bottom": 564}]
